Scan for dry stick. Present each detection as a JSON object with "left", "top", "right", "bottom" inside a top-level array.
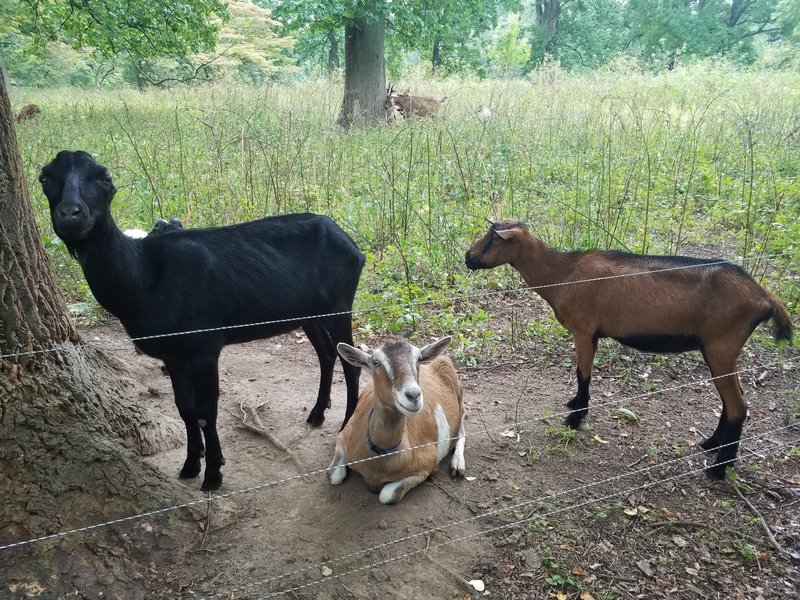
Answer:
[
  {"left": 427, "top": 556, "right": 474, "bottom": 593},
  {"left": 236, "top": 403, "right": 307, "bottom": 473},
  {"left": 627, "top": 454, "right": 649, "bottom": 469},
  {"left": 729, "top": 478, "right": 797, "bottom": 561}
]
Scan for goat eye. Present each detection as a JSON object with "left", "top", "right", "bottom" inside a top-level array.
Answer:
[
  {"left": 372, "top": 358, "right": 380, "bottom": 367},
  {"left": 39, "top": 176, "right": 48, "bottom": 185}
]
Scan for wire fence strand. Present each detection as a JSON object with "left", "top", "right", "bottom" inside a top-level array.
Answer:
[{"left": 5, "top": 251, "right": 797, "bottom": 360}]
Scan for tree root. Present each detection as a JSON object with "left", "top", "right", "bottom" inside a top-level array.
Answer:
[{"left": 233, "top": 402, "right": 307, "bottom": 473}]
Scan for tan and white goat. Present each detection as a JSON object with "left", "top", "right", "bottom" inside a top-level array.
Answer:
[{"left": 328, "top": 333, "right": 466, "bottom": 504}]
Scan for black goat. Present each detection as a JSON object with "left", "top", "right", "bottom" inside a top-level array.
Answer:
[
  {"left": 466, "top": 220, "right": 793, "bottom": 478},
  {"left": 41, "top": 151, "right": 366, "bottom": 491}
]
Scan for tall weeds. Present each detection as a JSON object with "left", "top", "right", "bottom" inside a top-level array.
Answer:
[{"left": 12, "top": 63, "right": 800, "bottom": 343}]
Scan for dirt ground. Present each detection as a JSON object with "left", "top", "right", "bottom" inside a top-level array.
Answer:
[{"left": 77, "top": 313, "right": 799, "bottom": 600}]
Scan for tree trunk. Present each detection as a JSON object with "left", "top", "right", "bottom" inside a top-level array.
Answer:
[
  {"left": 536, "top": 0, "right": 562, "bottom": 50},
  {"left": 1, "top": 61, "right": 196, "bottom": 599},
  {"left": 432, "top": 38, "right": 441, "bottom": 73},
  {"left": 327, "top": 31, "right": 340, "bottom": 71},
  {"left": 336, "top": 0, "right": 386, "bottom": 128}
]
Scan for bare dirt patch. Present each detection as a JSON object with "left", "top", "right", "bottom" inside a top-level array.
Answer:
[{"left": 78, "top": 320, "right": 799, "bottom": 600}]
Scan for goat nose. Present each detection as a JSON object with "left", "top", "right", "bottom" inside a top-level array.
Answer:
[
  {"left": 405, "top": 388, "right": 421, "bottom": 403},
  {"left": 59, "top": 204, "right": 83, "bottom": 219}
]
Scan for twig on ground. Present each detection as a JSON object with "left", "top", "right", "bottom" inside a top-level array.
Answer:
[
  {"left": 428, "top": 555, "right": 474, "bottom": 593},
  {"left": 234, "top": 402, "right": 307, "bottom": 472},
  {"left": 730, "top": 477, "right": 798, "bottom": 561},
  {"left": 627, "top": 454, "right": 649, "bottom": 469},
  {"left": 200, "top": 494, "right": 211, "bottom": 551},
  {"left": 596, "top": 573, "right": 638, "bottom": 583},
  {"left": 477, "top": 408, "right": 502, "bottom": 448},
  {"left": 463, "top": 360, "right": 534, "bottom": 371}
]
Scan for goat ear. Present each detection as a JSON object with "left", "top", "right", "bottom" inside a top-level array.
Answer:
[
  {"left": 494, "top": 228, "right": 516, "bottom": 240},
  {"left": 396, "top": 327, "right": 413, "bottom": 339},
  {"left": 419, "top": 336, "right": 452, "bottom": 363},
  {"left": 337, "top": 342, "right": 372, "bottom": 369}
]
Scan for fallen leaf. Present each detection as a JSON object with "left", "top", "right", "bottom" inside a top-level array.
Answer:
[
  {"left": 637, "top": 506, "right": 651, "bottom": 514},
  {"left": 593, "top": 434, "right": 609, "bottom": 444},
  {"left": 685, "top": 567, "right": 699, "bottom": 577},
  {"left": 580, "top": 593, "right": 597, "bottom": 600},
  {"left": 555, "top": 592, "right": 568, "bottom": 600},
  {"left": 661, "top": 507, "right": 679, "bottom": 520},
  {"left": 623, "top": 507, "right": 639, "bottom": 516},
  {"left": 321, "top": 566, "right": 333, "bottom": 577},
  {"left": 500, "top": 429, "right": 520, "bottom": 442},
  {"left": 637, "top": 560, "right": 653, "bottom": 577},
  {"left": 615, "top": 407, "right": 638, "bottom": 422},
  {"left": 672, "top": 535, "right": 688, "bottom": 548},
  {"left": 468, "top": 580, "right": 485, "bottom": 592},
  {"left": 571, "top": 566, "right": 587, "bottom": 576},
  {"left": 465, "top": 476, "right": 477, "bottom": 482}
]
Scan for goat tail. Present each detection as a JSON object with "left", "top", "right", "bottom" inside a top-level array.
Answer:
[{"left": 769, "top": 296, "right": 793, "bottom": 344}]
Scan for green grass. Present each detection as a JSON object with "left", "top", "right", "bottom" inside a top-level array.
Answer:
[{"left": 11, "top": 62, "right": 800, "bottom": 358}]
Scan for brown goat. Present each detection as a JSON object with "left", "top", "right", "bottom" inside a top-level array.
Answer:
[
  {"left": 16, "top": 104, "right": 40, "bottom": 122},
  {"left": 386, "top": 85, "right": 447, "bottom": 119},
  {"left": 465, "top": 220, "right": 793, "bottom": 478},
  {"left": 329, "top": 333, "right": 466, "bottom": 504}
]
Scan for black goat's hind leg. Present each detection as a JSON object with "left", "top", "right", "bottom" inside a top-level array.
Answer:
[
  {"left": 331, "top": 313, "right": 361, "bottom": 429},
  {"left": 304, "top": 322, "right": 337, "bottom": 428},
  {"left": 166, "top": 361, "right": 204, "bottom": 480}
]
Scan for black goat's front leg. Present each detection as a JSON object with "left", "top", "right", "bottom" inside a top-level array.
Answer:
[
  {"left": 565, "top": 334, "right": 597, "bottom": 429},
  {"left": 192, "top": 355, "right": 224, "bottom": 491},
  {"left": 304, "top": 322, "right": 337, "bottom": 428},
  {"left": 165, "top": 361, "right": 204, "bottom": 480}
]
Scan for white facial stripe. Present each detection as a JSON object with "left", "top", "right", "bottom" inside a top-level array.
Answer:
[{"left": 372, "top": 349, "right": 392, "bottom": 381}]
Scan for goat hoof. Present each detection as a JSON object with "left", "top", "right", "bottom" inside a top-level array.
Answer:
[
  {"left": 201, "top": 472, "right": 223, "bottom": 491},
  {"left": 698, "top": 437, "right": 719, "bottom": 451},
  {"left": 306, "top": 412, "right": 325, "bottom": 428},
  {"left": 705, "top": 464, "right": 728, "bottom": 480},
  {"left": 450, "top": 466, "right": 465, "bottom": 479},
  {"left": 566, "top": 397, "right": 579, "bottom": 409},
  {"left": 564, "top": 411, "right": 586, "bottom": 430},
  {"left": 179, "top": 459, "right": 202, "bottom": 479}
]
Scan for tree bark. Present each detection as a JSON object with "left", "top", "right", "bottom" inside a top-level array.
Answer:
[
  {"left": 432, "top": 38, "right": 441, "bottom": 72},
  {"left": 1, "top": 60, "right": 196, "bottom": 599},
  {"left": 336, "top": 0, "right": 386, "bottom": 128},
  {"left": 536, "top": 0, "right": 562, "bottom": 50}
]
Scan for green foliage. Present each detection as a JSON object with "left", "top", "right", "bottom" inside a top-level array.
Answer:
[
  {"left": 3, "top": 0, "right": 225, "bottom": 59},
  {"left": 1, "top": 1, "right": 299, "bottom": 87},
  {"left": 624, "top": 0, "right": 782, "bottom": 68},
  {"left": 191, "top": 0, "right": 298, "bottom": 83},
  {"left": 487, "top": 13, "right": 532, "bottom": 75},
  {"left": 548, "top": 0, "right": 626, "bottom": 69}
]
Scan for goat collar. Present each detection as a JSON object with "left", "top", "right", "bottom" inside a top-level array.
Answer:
[{"left": 366, "top": 409, "right": 402, "bottom": 456}]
